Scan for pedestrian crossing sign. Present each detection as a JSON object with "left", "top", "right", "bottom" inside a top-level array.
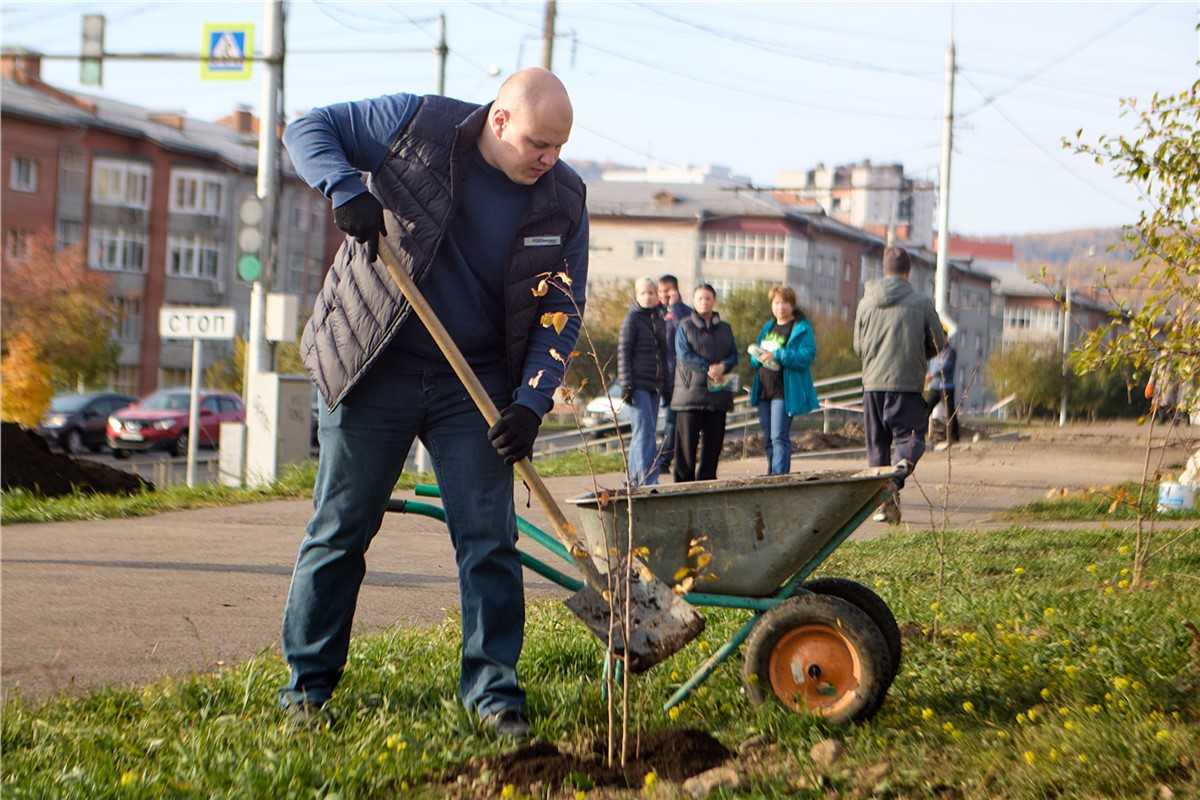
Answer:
[{"left": 201, "top": 24, "right": 254, "bottom": 81}]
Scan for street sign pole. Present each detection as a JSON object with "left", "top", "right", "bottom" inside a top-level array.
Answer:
[{"left": 186, "top": 338, "right": 203, "bottom": 487}]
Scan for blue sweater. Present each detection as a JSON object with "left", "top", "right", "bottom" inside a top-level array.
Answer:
[{"left": 282, "top": 93, "right": 590, "bottom": 416}]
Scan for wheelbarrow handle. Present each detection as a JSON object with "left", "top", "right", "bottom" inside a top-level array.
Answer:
[{"left": 374, "top": 236, "right": 605, "bottom": 588}]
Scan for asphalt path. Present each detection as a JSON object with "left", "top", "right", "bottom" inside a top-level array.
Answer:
[{"left": 3, "top": 420, "right": 1194, "bottom": 707}]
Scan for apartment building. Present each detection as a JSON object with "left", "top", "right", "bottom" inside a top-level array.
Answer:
[{"left": 0, "top": 51, "right": 336, "bottom": 398}]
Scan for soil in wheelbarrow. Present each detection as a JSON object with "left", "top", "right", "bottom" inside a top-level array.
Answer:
[{"left": 442, "top": 727, "right": 732, "bottom": 798}]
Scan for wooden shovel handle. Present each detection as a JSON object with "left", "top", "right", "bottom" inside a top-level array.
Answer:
[{"left": 375, "top": 236, "right": 600, "bottom": 581}]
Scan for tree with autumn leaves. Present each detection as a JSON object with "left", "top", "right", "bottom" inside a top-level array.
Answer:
[{"left": 1, "top": 232, "right": 120, "bottom": 424}]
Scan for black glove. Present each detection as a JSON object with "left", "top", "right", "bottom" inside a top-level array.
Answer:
[
  {"left": 332, "top": 192, "right": 384, "bottom": 263},
  {"left": 622, "top": 387, "right": 634, "bottom": 405},
  {"left": 487, "top": 404, "right": 541, "bottom": 465}
]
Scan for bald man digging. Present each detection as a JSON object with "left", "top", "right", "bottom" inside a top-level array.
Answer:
[{"left": 279, "top": 68, "right": 589, "bottom": 737}]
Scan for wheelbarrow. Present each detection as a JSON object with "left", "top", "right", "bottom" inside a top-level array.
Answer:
[{"left": 386, "top": 464, "right": 906, "bottom": 725}]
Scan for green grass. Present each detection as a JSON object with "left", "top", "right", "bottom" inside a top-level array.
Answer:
[
  {"left": 999, "top": 480, "right": 1200, "bottom": 522},
  {"left": 0, "top": 451, "right": 627, "bottom": 525},
  {"left": 3, "top": 527, "right": 1198, "bottom": 798}
]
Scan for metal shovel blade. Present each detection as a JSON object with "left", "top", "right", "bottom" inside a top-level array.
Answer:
[{"left": 565, "top": 561, "right": 706, "bottom": 674}]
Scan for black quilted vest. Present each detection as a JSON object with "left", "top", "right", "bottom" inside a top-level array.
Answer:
[{"left": 302, "top": 95, "right": 586, "bottom": 409}]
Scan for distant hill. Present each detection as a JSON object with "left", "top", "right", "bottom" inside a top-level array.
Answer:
[{"left": 1010, "top": 228, "right": 1138, "bottom": 292}]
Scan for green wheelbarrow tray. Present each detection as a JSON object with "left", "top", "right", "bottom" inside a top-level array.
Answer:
[{"left": 564, "top": 466, "right": 907, "bottom": 598}]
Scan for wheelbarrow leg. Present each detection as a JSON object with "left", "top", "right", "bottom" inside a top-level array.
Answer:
[{"left": 663, "top": 613, "right": 763, "bottom": 713}]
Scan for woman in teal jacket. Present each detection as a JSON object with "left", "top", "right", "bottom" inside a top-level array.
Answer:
[{"left": 748, "top": 285, "right": 818, "bottom": 474}]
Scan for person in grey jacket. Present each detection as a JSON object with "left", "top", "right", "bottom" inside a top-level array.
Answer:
[
  {"left": 671, "top": 284, "right": 738, "bottom": 482},
  {"left": 277, "top": 68, "right": 589, "bottom": 739},
  {"left": 853, "top": 246, "right": 944, "bottom": 524}
]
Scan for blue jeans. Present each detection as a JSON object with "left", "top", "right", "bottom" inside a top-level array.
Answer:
[
  {"left": 279, "top": 365, "right": 525, "bottom": 719},
  {"left": 626, "top": 389, "right": 661, "bottom": 486},
  {"left": 757, "top": 398, "right": 793, "bottom": 474}
]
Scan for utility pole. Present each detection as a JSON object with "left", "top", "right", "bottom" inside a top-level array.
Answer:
[
  {"left": 934, "top": 38, "right": 955, "bottom": 317},
  {"left": 434, "top": 13, "right": 447, "bottom": 94},
  {"left": 1059, "top": 281, "right": 1072, "bottom": 427},
  {"left": 542, "top": 0, "right": 556, "bottom": 71},
  {"left": 247, "top": 0, "right": 283, "bottom": 383}
]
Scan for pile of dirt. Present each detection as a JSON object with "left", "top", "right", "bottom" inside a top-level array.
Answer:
[
  {"left": 1, "top": 422, "right": 153, "bottom": 498},
  {"left": 726, "top": 420, "right": 865, "bottom": 459},
  {"left": 444, "top": 728, "right": 731, "bottom": 797}
]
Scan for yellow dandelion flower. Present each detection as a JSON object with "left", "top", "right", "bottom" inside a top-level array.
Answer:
[
  {"left": 874, "top": 579, "right": 884, "bottom": 588},
  {"left": 697, "top": 640, "right": 711, "bottom": 654},
  {"left": 1049, "top": 749, "right": 1059, "bottom": 761},
  {"left": 120, "top": 771, "right": 137, "bottom": 787},
  {"left": 1014, "top": 567, "right": 1025, "bottom": 575},
  {"left": 930, "top": 601, "right": 940, "bottom": 611},
  {"left": 1027, "top": 708, "right": 1038, "bottom": 721},
  {"left": 1078, "top": 753, "right": 1088, "bottom": 763},
  {"left": 1156, "top": 730, "right": 1170, "bottom": 742},
  {"left": 385, "top": 733, "right": 401, "bottom": 750},
  {"left": 1064, "top": 721, "right": 1076, "bottom": 731},
  {"left": 1016, "top": 713, "right": 1027, "bottom": 725},
  {"left": 644, "top": 771, "right": 658, "bottom": 789},
  {"left": 1086, "top": 564, "right": 1098, "bottom": 573},
  {"left": 996, "top": 730, "right": 1009, "bottom": 739},
  {"left": 961, "top": 632, "right": 978, "bottom": 645},
  {"left": 1043, "top": 607, "right": 1057, "bottom": 617},
  {"left": 922, "top": 707, "right": 936, "bottom": 720},
  {"left": 962, "top": 701, "right": 975, "bottom": 714},
  {"left": 943, "top": 722, "right": 956, "bottom": 734},
  {"left": 1119, "top": 567, "right": 1129, "bottom": 576},
  {"left": 1104, "top": 587, "right": 1115, "bottom": 595},
  {"left": 1113, "top": 677, "right": 1130, "bottom": 692},
  {"left": 501, "top": 785, "right": 517, "bottom": 798},
  {"left": 1023, "top": 750, "right": 1036, "bottom": 765},
  {"left": 1065, "top": 665, "right": 1077, "bottom": 676},
  {"left": 1132, "top": 681, "right": 1144, "bottom": 691},
  {"left": 401, "top": 782, "right": 409, "bottom": 791},
  {"left": 1040, "top": 687, "right": 1051, "bottom": 700},
  {"left": 376, "top": 753, "right": 387, "bottom": 764},
  {"left": 1118, "top": 580, "right": 1129, "bottom": 588},
  {"left": 1057, "top": 706, "right": 1069, "bottom": 716},
  {"left": 576, "top": 792, "right": 586, "bottom": 800},
  {"left": 1118, "top": 545, "right": 1129, "bottom": 554},
  {"left": 668, "top": 706, "right": 681, "bottom": 721}
]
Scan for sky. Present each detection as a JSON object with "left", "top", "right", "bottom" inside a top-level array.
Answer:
[{"left": 4, "top": 1, "right": 1197, "bottom": 236}]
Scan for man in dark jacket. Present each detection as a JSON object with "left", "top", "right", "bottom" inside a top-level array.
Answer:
[
  {"left": 278, "top": 68, "right": 589, "bottom": 738},
  {"left": 671, "top": 284, "right": 738, "bottom": 482},
  {"left": 853, "top": 246, "right": 944, "bottom": 524},
  {"left": 656, "top": 275, "right": 691, "bottom": 472}
]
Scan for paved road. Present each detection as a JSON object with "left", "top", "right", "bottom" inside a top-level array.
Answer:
[{"left": 3, "top": 420, "right": 1193, "bottom": 707}]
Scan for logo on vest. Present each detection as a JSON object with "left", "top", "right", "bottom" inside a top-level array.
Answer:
[{"left": 523, "top": 235, "right": 562, "bottom": 247}]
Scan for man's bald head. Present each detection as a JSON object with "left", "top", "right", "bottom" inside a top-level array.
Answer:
[{"left": 479, "top": 68, "right": 574, "bottom": 185}]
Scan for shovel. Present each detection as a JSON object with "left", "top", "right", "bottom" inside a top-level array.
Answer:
[{"left": 376, "top": 235, "right": 705, "bottom": 673}]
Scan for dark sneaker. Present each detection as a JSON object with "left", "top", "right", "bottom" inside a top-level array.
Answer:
[
  {"left": 284, "top": 701, "right": 334, "bottom": 731},
  {"left": 483, "top": 709, "right": 532, "bottom": 739}
]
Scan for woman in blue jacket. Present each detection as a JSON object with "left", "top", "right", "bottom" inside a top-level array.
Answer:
[{"left": 748, "top": 285, "right": 818, "bottom": 474}]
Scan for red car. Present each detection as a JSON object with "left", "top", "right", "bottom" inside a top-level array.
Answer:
[{"left": 107, "top": 388, "right": 245, "bottom": 459}]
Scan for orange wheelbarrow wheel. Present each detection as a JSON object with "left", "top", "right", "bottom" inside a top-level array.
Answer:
[{"left": 741, "top": 594, "right": 892, "bottom": 724}]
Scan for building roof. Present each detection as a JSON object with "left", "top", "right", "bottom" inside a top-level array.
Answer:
[
  {"left": 1, "top": 75, "right": 296, "bottom": 177},
  {"left": 586, "top": 180, "right": 883, "bottom": 246}
]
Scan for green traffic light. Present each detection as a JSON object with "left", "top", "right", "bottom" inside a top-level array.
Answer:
[{"left": 237, "top": 254, "right": 261, "bottom": 282}]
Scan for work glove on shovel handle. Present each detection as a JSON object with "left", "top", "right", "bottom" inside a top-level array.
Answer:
[
  {"left": 488, "top": 404, "right": 541, "bottom": 465},
  {"left": 332, "top": 192, "right": 385, "bottom": 263}
]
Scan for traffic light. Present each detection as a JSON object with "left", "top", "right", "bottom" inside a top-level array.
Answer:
[
  {"left": 237, "top": 195, "right": 263, "bottom": 282},
  {"left": 81, "top": 14, "right": 105, "bottom": 87}
]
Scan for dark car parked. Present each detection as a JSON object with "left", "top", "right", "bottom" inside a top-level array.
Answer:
[
  {"left": 39, "top": 392, "right": 136, "bottom": 454},
  {"left": 107, "top": 388, "right": 246, "bottom": 458}
]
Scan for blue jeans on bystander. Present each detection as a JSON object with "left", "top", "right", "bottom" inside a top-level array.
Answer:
[
  {"left": 626, "top": 389, "right": 661, "bottom": 486},
  {"left": 757, "top": 398, "right": 793, "bottom": 474},
  {"left": 278, "top": 364, "right": 525, "bottom": 720}
]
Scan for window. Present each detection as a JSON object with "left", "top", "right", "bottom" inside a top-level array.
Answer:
[
  {"left": 160, "top": 368, "right": 190, "bottom": 388},
  {"left": 60, "top": 148, "right": 86, "bottom": 195},
  {"left": 169, "top": 168, "right": 225, "bottom": 216},
  {"left": 113, "top": 296, "right": 142, "bottom": 342},
  {"left": 10, "top": 157, "right": 38, "bottom": 192},
  {"left": 633, "top": 240, "right": 664, "bottom": 260},
  {"left": 5, "top": 229, "right": 31, "bottom": 261},
  {"left": 57, "top": 219, "right": 83, "bottom": 249},
  {"left": 701, "top": 232, "right": 786, "bottom": 264},
  {"left": 113, "top": 365, "right": 138, "bottom": 397},
  {"left": 92, "top": 158, "right": 151, "bottom": 209},
  {"left": 166, "top": 235, "right": 221, "bottom": 280},
  {"left": 89, "top": 226, "right": 147, "bottom": 272}
]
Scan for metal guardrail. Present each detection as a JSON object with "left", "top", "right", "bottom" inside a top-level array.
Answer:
[{"left": 537, "top": 372, "right": 866, "bottom": 456}]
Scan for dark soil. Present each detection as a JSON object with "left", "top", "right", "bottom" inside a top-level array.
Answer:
[
  {"left": 725, "top": 419, "right": 983, "bottom": 459},
  {"left": 1, "top": 422, "right": 153, "bottom": 498},
  {"left": 444, "top": 728, "right": 731, "bottom": 797}
]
